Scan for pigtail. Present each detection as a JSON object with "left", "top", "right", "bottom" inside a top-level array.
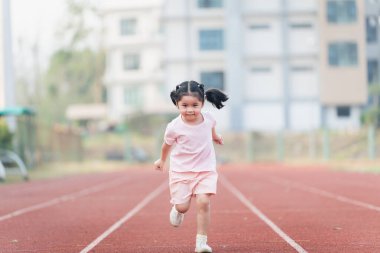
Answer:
[
  {"left": 170, "top": 80, "right": 228, "bottom": 108},
  {"left": 205, "top": 88, "right": 229, "bottom": 109},
  {"left": 170, "top": 89, "right": 178, "bottom": 105}
]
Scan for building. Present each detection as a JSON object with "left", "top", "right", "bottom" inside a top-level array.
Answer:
[
  {"left": 102, "top": 0, "right": 367, "bottom": 132},
  {"left": 318, "top": 0, "right": 367, "bottom": 129},
  {"left": 100, "top": 0, "right": 169, "bottom": 123},
  {"left": 365, "top": 0, "right": 380, "bottom": 111}
]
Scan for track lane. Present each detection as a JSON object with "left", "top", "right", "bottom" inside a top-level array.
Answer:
[
  {"left": 0, "top": 171, "right": 128, "bottom": 214},
  {"left": 1, "top": 164, "right": 380, "bottom": 253},
  {"left": 220, "top": 167, "right": 380, "bottom": 253},
  {"left": 89, "top": 171, "right": 301, "bottom": 253},
  {"left": 0, "top": 169, "right": 166, "bottom": 253},
  {"left": 252, "top": 166, "right": 380, "bottom": 207}
]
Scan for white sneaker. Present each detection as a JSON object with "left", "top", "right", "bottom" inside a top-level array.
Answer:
[
  {"left": 195, "top": 234, "right": 212, "bottom": 253},
  {"left": 169, "top": 206, "right": 184, "bottom": 227}
]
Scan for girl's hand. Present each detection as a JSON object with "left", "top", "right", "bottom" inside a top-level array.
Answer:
[
  {"left": 154, "top": 159, "right": 165, "bottom": 171},
  {"left": 213, "top": 134, "right": 224, "bottom": 145}
]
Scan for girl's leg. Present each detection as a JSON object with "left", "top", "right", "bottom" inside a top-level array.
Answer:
[
  {"left": 175, "top": 200, "right": 191, "bottom": 213},
  {"left": 196, "top": 193, "right": 211, "bottom": 235},
  {"left": 170, "top": 200, "right": 191, "bottom": 227}
]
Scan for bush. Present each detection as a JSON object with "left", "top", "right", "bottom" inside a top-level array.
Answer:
[{"left": 0, "top": 119, "right": 13, "bottom": 150}]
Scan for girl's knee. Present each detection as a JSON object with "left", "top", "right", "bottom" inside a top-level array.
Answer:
[
  {"left": 196, "top": 194, "right": 210, "bottom": 209},
  {"left": 175, "top": 201, "right": 190, "bottom": 213}
]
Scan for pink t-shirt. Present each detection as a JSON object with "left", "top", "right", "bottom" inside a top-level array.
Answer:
[{"left": 164, "top": 111, "right": 217, "bottom": 172}]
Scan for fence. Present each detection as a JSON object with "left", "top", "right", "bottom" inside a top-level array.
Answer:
[
  {"left": 18, "top": 127, "right": 380, "bottom": 166},
  {"left": 217, "top": 127, "right": 379, "bottom": 163},
  {"left": 33, "top": 123, "right": 83, "bottom": 166},
  {"left": 80, "top": 127, "right": 379, "bottom": 164}
]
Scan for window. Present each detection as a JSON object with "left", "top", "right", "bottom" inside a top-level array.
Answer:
[
  {"left": 198, "top": 0, "right": 223, "bottom": 8},
  {"left": 290, "top": 23, "right": 313, "bottom": 29},
  {"left": 328, "top": 42, "right": 358, "bottom": 66},
  {"left": 124, "top": 87, "right": 141, "bottom": 106},
  {"left": 336, "top": 106, "right": 351, "bottom": 117},
  {"left": 251, "top": 67, "right": 271, "bottom": 72},
  {"left": 368, "top": 60, "right": 379, "bottom": 84},
  {"left": 200, "top": 71, "right": 224, "bottom": 90},
  {"left": 120, "top": 19, "right": 136, "bottom": 36},
  {"left": 123, "top": 54, "right": 140, "bottom": 70},
  {"left": 249, "top": 24, "right": 271, "bottom": 30},
  {"left": 327, "top": 0, "right": 357, "bottom": 24},
  {"left": 290, "top": 66, "right": 314, "bottom": 72},
  {"left": 366, "top": 16, "right": 378, "bottom": 43},
  {"left": 199, "top": 29, "right": 224, "bottom": 50},
  {"left": 369, "top": 0, "right": 380, "bottom": 4}
]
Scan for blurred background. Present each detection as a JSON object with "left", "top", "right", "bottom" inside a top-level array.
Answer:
[{"left": 1, "top": 0, "right": 380, "bottom": 181}]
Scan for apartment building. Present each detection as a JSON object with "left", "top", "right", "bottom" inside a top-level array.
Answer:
[
  {"left": 319, "top": 0, "right": 367, "bottom": 129},
  {"left": 365, "top": 0, "right": 380, "bottom": 107},
  {"left": 102, "top": 0, "right": 367, "bottom": 131},
  {"left": 101, "top": 0, "right": 169, "bottom": 122}
]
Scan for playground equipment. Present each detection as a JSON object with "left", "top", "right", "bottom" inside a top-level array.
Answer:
[
  {"left": 0, "top": 149, "right": 29, "bottom": 181},
  {"left": 0, "top": 107, "right": 35, "bottom": 182}
]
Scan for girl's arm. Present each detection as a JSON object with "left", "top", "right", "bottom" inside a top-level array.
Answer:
[
  {"left": 212, "top": 127, "right": 223, "bottom": 145},
  {"left": 154, "top": 142, "right": 172, "bottom": 171}
]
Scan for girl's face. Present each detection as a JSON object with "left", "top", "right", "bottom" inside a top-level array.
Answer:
[{"left": 177, "top": 95, "right": 204, "bottom": 124}]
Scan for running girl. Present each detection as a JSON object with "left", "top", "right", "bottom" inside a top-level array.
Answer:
[{"left": 154, "top": 80, "right": 228, "bottom": 252}]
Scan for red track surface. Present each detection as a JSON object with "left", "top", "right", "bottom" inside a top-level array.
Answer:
[{"left": 1, "top": 164, "right": 379, "bottom": 253}]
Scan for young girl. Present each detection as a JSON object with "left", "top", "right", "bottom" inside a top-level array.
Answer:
[{"left": 154, "top": 80, "right": 228, "bottom": 253}]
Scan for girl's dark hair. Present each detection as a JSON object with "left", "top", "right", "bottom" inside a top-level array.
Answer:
[{"left": 170, "top": 80, "right": 228, "bottom": 109}]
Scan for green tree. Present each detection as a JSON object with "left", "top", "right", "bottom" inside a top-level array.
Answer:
[
  {"left": 362, "top": 84, "right": 380, "bottom": 127},
  {"left": 37, "top": 0, "right": 105, "bottom": 125},
  {"left": 0, "top": 119, "right": 13, "bottom": 150}
]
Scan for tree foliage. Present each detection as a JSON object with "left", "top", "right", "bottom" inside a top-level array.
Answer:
[
  {"left": 0, "top": 119, "right": 13, "bottom": 150},
  {"left": 37, "top": 0, "right": 105, "bottom": 125},
  {"left": 362, "top": 84, "right": 380, "bottom": 127}
]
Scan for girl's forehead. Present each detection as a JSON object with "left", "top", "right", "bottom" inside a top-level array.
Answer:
[{"left": 179, "top": 95, "right": 202, "bottom": 103}]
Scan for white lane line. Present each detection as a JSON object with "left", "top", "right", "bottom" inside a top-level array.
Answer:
[
  {"left": 79, "top": 181, "right": 168, "bottom": 253},
  {"left": 269, "top": 177, "right": 380, "bottom": 213},
  {"left": 220, "top": 175, "right": 308, "bottom": 253},
  {"left": 3, "top": 175, "right": 115, "bottom": 196},
  {"left": 0, "top": 176, "right": 128, "bottom": 222}
]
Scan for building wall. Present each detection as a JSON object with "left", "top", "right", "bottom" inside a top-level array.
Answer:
[
  {"left": 318, "top": 0, "right": 367, "bottom": 105},
  {"left": 102, "top": 0, "right": 369, "bottom": 131},
  {"left": 365, "top": 0, "right": 380, "bottom": 110},
  {"left": 317, "top": 0, "right": 367, "bottom": 129},
  {"left": 240, "top": 0, "right": 320, "bottom": 131},
  {"left": 366, "top": 0, "right": 380, "bottom": 68},
  {"left": 101, "top": 0, "right": 170, "bottom": 122}
]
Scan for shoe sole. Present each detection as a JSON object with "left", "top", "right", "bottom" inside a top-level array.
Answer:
[{"left": 194, "top": 249, "right": 212, "bottom": 253}]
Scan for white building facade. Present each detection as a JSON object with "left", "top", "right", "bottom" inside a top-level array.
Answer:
[
  {"left": 101, "top": 0, "right": 170, "bottom": 122},
  {"left": 102, "top": 0, "right": 367, "bottom": 132}
]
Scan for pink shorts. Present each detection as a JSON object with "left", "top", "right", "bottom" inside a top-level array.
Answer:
[{"left": 169, "top": 170, "right": 218, "bottom": 205}]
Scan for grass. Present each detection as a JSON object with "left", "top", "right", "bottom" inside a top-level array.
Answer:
[
  {"left": 1, "top": 160, "right": 136, "bottom": 184},
  {"left": 327, "top": 160, "right": 380, "bottom": 173},
  {"left": 284, "top": 159, "right": 380, "bottom": 174}
]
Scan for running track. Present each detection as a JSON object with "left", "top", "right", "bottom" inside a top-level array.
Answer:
[{"left": 0, "top": 164, "right": 379, "bottom": 253}]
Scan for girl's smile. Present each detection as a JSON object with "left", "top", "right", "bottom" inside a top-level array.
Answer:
[{"left": 177, "top": 95, "right": 204, "bottom": 124}]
